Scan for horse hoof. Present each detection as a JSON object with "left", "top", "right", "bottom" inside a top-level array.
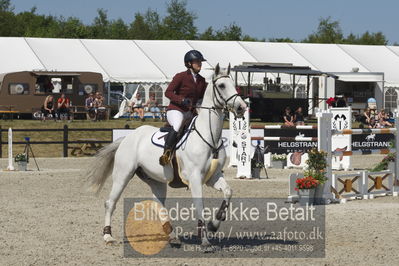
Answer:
[
  {"left": 104, "top": 234, "right": 116, "bottom": 245},
  {"left": 169, "top": 237, "right": 181, "bottom": 248}
]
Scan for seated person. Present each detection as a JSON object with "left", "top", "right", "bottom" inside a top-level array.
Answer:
[
  {"left": 369, "top": 117, "right": 378, "bottom": 128},
  {"left": 56, "top": 93, "right": 71, "bottom": 121},
  {"left": 378, "top": 109, "right": 392, "bottom": 127},
  {"left": 41, "top": 95, "right": 56, "bottom": 121},
  {"left": 145, "top": 93, "right": 161, "bottom": 120},
  {"left": 361, "top": 108, "right": 372, "bottom": 125},
  {"left": 130, "top": 93, "right": 145, "bottom": 121},
  {"left": 85, "top": 93, "right": 96, "bottom": 120},
  {"left": 94, "top": 92, "right": 106, "bottom": 120},
  {"left": 294, "top": 107, "right": 305, "bottom": 125},
  {"left": 283, "top": 107, "right": 294, "bottom": 126}
]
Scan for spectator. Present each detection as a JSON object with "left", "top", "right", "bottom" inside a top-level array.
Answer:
[
  {"left": 41, "top": 95, "right": 56, "bottom": 121},
  {"left": 85, "top": 93, "right": 96, "bottom": 120},
  {"left": 362, "top": 107, "right": 372, "bottom": 125},
  {"left": 145, "top": 93, "right": 161, "bottom": 120},
  {"left": 378, "top": 109, "right": 392, "bottom": 127},
  {"left": 294, "top": 107, "right": 305, "bottom": 125},
  {"left": 43, "top": 76, "right": 54, "bottom": 93},
  {"left": 57, "top": 93, "right": 71, "bottom": 121},
  {"left": 335, "top": 95, "right": 347, "bottom": 107},
  {"left": 94, "top": 92, "right": 106, "bottom": 120},
  {"left": 130, "top": 93, "right": 145, "bottom": 121},
  {"left": 369, "top": 117, "right": 378, "bottom": 128},
  {"left": 283, "top": 107, "right": 294, "bottom": 126}
]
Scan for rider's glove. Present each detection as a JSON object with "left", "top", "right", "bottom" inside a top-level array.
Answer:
[{"left": 182, "top": 98, "right": 191, "bottom": 107}]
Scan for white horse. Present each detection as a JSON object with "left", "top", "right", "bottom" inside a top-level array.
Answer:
[{"left": 87, "top": 64, "right": 247, "bottom": 247}]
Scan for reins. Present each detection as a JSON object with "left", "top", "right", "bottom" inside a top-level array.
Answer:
[{"left": 192, "top": 74, "right": 239, "bottom": 159}]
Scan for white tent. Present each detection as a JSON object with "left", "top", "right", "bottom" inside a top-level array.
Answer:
[
  {"left": 0, "top": 37, "right": 45, "bottom": 73},
  {"left": 26, "top": 38, "right": 108, "bottom": 78},
  {"left": 134, "top": 40, "right": 214, "bottom": 80},
  {"left": 82, "top": 39, "right": 167, "bottom": 83},
  {"left": 339, "top": 44, "right": 399, "bottom": 87},
  {"left": 1, "top": 37, "right": 399, "bottom": 87}
]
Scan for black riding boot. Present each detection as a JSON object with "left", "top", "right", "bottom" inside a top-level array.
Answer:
[{"left": 159, "top": 129, "right": 178, "bottom": 166}]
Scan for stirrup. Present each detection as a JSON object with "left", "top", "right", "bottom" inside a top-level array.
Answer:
[{"left": 159, "top": 149, "right": 172, "bottom": 166}]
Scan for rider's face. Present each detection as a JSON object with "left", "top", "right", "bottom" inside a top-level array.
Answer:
[{"left": 190, "top": 60, "right": 202, "bottom": 73}]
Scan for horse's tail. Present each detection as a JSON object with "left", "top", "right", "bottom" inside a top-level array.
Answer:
[{"left": 86, "top": 138, "right": 124, "bottom": 195}]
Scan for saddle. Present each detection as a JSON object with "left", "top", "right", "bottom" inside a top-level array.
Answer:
[{"left": 151, "top": 116, "right": 197, "bottom": 189}]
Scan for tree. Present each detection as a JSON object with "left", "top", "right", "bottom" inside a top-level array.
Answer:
[
  {"left": 215, "top": 23, "right": 242, "bottom": 40},
  {"left": 109, "top": 18, "right": 128, "bottom": 39},
  {"left": 199, "top": 26, "right": 216, "bottom": 40},
  {"left": 58, "top": 17, "right": 90, "bottom": 38},
  {"left": 129, "top": 13, "right": 151, "bottom": 39},
  {"left": 89, "top": 8, "right": 110, "bottom": 38},
  {"left": 162, "top": 0, "right": 197, "bottom": 39},
  {"left": 303, "top": 17, "right": 343, "bottom": 43},
  {"left": 0, "top": 0, "right": 13, "bottom": 12},
  {"left": 269, "top": 37, "right": 294, "bottom": 43}
]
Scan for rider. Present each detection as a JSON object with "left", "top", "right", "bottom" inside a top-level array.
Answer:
[{"left": 159, "top": 50, "right": 207, "bottom": 166}]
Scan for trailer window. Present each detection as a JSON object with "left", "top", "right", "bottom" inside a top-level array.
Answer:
[
  {"left": 9, "top": 83, "right": 29, "bottom": 95},
  {"left": 79, "top": 84, "right": 98, "bottom": 95},
  {"left": 62, "top": 76, "right": 74, "bottom": 94}
]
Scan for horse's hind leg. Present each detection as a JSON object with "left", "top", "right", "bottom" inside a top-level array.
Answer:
[
  {"left": 138, "top": 174, "right": 181, "bottom": 247},
  {"left": 103, "top": 161, "right": 135, "bottom": 244},
  {"left": 206, "top": 171, "right": 232, "bottom": 232}
]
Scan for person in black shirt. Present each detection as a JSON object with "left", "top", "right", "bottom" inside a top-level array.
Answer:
[
  {"left": 294, "top": 107, "right": 305, "bottom": 125},
  {"left": 41, "top": 95, "right": 56, "bottom": 121},
  {"left": 283, "top": 107, "right": 294, "bottom": 126}
]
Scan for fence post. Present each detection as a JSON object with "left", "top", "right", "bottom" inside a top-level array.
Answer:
[
  {"left": 0, "top": 126, "right": 2, "bottom": 158},
  {"left": 394, "top": 114, "right": 399, "bottom": 194},
  {"left": 317, "top": 110, "right": 334, "bottom": 203},
  {"left": 63, "top": 125, "right": 68, "bottom": 157}
]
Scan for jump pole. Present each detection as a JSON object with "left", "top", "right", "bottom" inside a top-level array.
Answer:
[{"left": 7, "top": 128, "right": 14, "bottom": 171}]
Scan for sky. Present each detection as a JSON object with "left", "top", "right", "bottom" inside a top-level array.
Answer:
[{"left": 10, "top": 0, "right": 399, "bottom": 44}]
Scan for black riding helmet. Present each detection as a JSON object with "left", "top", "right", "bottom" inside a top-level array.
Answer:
[{"left": 184, "top": 50, "right": 206, "bottom": 67}]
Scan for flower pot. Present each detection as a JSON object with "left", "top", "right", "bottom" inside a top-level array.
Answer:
[
  {"left": 313, "top": 184, "right": 325, "bottom": 205},
  {"left": 298, "top": 188, "right": 315, "bottom": 206},
  {"left": 271, "top": 160, "right": 286, "bottom": 169},
  {"left": 17, "top": 161, "right": 27, "bottom": 171},
  {"left": 251, "top": 167, "right": 261, "bottom": 179}
]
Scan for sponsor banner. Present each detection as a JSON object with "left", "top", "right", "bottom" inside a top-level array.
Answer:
[
  {"left": 264, "top": 129, "right": 317, "bottom": 154},
  {"left": 352, "top": 133, "right": 394, "bottom": 150}
]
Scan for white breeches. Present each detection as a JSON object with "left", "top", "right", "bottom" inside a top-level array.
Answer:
[{"left": 166, "top": 110, "right": 192, "bottom": 132}]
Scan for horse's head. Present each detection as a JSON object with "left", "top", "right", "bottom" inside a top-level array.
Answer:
[{"left": 212, "top": 63, "right": 247, "bottom": 118}]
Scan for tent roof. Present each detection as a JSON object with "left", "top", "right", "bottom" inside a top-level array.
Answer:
[
  {"left": 26, "top": 38, "right": 108, "bottom": 78},
  {"left": 81, "top": 39, "right": 167, "bottom": 83},
  {"left": 0, "top": 37, "right": 45, "bottom": 73},
  {"left": 0, "top": 37, "right": 398, "bottom": 86},
  {"left": 134, "top": 40, "right": 214, "bottom": 80},
  {"left": 339, "top": 44, "right": 399, "bottom": 86},
  {"left": 289, "top": 43, "right": 369, "bottom": 73}
]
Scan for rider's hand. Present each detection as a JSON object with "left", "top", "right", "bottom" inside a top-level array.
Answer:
[{"left": 182, "top": 98, "right": 191, "bottom": 107}]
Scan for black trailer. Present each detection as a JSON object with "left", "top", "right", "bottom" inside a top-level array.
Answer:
[{"left": 231, "top": 63, "right": 337, "bottom": 122}]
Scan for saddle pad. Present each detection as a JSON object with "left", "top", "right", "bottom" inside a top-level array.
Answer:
[{"left": 151, "top": 116, "right": 197, "bottom": 149}]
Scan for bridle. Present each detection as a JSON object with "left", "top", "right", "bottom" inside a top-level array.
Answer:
[
  {"left": 192, "top": 74, "right": 242, "bottom": 159},
  {"left": 211, "top": 74, "right": 240, "bottom": 114}
]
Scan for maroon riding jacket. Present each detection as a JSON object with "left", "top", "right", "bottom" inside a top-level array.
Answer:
[{"left": 165, "top": 70, "right": 207, "bottom": 112}]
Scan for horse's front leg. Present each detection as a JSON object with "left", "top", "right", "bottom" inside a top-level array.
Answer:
[
  {"left": 206, "top": 171, "right": 232, "bottom": 232},
  {"left": 189, "top": 172, "right": 212, "bottom": 247}
]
